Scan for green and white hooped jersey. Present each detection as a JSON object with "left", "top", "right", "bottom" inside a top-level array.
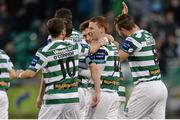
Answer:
[
  {"left": 86, "top": 42, "right": 121, "bottom": 92},
  {"left": 0, "top": 49, "right": 13, "bottom": 90},
  {"left": 47, "top": 30, "right": 89, "bottom": 88},
  {"left": 28, "top": 40, "right": 89, "bottom": 105},
  {"left": 121, "top": 30, "right": 161, "bottom": 85},
  {"left": 70, "top": 30, "right": 89, "bottom": 88},
  {"left": 118, "top": 71, "right": 126, "bottom": 102}
]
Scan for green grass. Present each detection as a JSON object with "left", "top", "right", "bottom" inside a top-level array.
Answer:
[{"left": 7, "top": 85, "right": 39, "bottom": 119}]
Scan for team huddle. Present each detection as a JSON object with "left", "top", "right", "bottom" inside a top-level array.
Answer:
[{"left": 0, "top": 2, "right": 168, "bottom": 119}]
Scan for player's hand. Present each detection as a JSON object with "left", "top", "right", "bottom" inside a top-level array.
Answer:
[
  {"left": 122, "top": 1, "right": 128, "bottom": 15},
  {"left": 91, "top": 93, "right": 100, "bottom": 108},
  {"left": 36, "top": 96, "right": 43, "bottom": 109},
  {"left": 16, "top": 69, "right": 24, "bottom": 78},
  {"left": 98, "top": 37, "right": 109, "bottom": 46},
  {"left": 105, "top": 34, "right": 114, "bottom": 42}
]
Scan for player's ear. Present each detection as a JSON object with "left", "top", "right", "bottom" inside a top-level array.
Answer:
[{"left": 100, "top": 26, "right": 105, "bottom": 34}]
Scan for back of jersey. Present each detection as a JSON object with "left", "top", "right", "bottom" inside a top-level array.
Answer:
[
  {"left": 29, "top": 40, "right": 81, "bottom": 105},
  {"left": 121, "top": 30, "right": 161, "bottom": 85}
]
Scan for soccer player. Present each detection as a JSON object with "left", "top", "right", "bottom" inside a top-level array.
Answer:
[
  {"left": 114, "top": 14, "right": 168, "bottom": 119},
  {"left": 36, "top": 8, "right": 100, "bottom": 119},
  {"left": 84, "top": 16, "right": 121, "bottom": 119},
  {"left": 79, "top": 20, "right": 102, "bottom": 117},
  {"left": 80, "top": 20, "right": 127, "bottom": 118},
  {"left": 0, "top": 49, "right": 17, "bottom": 119},
  {"left": 18, "top": 18, "right": 87, "bottom": 119},
  {"left": 47, "top": 8, "right": 87, "bottom": 44}
]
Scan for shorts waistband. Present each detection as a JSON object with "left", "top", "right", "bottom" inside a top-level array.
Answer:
[{"left": 135, "top": 79, "right": 160, "bottom": 85}]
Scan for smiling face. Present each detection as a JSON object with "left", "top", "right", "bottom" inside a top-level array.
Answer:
[
  {"left": 82, "top": 27, "right": 92, "bottom": 44},
  {"left": 88, "top": 21, "right": 103, "bottom": 40}
]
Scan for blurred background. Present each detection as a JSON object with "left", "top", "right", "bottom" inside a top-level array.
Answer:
[{"left": 0, "top": 0, "right": 179, "bottom": 118}]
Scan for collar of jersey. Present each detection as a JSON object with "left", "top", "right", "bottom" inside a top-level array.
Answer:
[{"left": 51, "top": 39, "right": 64, "bottom": 43}]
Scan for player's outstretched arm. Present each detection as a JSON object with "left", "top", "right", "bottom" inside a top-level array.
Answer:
[
  {"left": 89, "top": 63, "right": 101, "bottom": 108},
  {"left": 9, "top": 69, "right": 18, "bottom": 79},
  {"left": 18, "top": 69, "right": 36, "bottom": 79}
]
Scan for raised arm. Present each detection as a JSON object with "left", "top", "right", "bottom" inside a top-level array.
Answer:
[{"left": 121, "top": 1, "right": 128, "bottom": 15}]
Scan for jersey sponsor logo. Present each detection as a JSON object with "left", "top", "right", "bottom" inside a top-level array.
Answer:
[
  {"left": 94, "top": 49, "right": 107, "bottom": 60},
  {"left": 73, "top": 39, "right": 82, "bottom": 43},
  {"left": 54, "top": 82, "right": 78, "bottom": 89},
  {"left": 149, "top": 69, "right": 160, "bottom": 75},
  {"left": 85, "top": 49, "right": 107, "bottom": 64},
  {"left": 53, "top": 46, "right": 73, "bottom": 55},
  {"left": 30, "top": 56, "right": 40, "bottom": 67},
  {"left": 53, "top": 51, "right": 74, "bottom": 60},
  {"left": 122, "top": 40, "right": 133, "bottom": 53},
  {"left": 53, "top": 46, "right": 75, "bottom": 60}
]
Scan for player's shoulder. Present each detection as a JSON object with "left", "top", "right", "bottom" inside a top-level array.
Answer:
[
  {"left": 72, "top": 29, "right": 82, "bottom": 35},
  {"left": 0, "top": 49, "right": 6, "bottom": 54}
]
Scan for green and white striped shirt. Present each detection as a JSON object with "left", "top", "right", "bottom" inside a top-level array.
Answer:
[
  {"left": 28, "top": 40, "right": 89, "bottom": 105},
  {"left": 0, "top": 49, "right": 13, "bottom": 90},
  {"left": 86, "top": 42, "right": 121, "bottom": 92},
  {"left": 47, "top": 30, "right": 89, "bottom": 88},
  {"left": 117, "top": 71, "right": 126, "bottom": 102},
  {"left": 121, "top": 30, "right": 161, "bottom": 85}
]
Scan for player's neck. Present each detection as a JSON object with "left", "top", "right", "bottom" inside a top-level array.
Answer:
[
  {"left": 129, "top": 25, "right": 140, "bottom": 36},
  {"left": 52, "top": 34, "right": 65, "bottom": 41}
]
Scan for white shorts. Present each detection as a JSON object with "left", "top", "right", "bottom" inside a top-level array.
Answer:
[
  {"left": 117, "top": 101, "right": 126, "bottom": 119},
  {"left": 124, "top": 80, "right": 168, "bottom": 119},
  {"left": 86, "top": 89, "right": 119, "bottom": 119},
  {"left": 38, "top": 103, "right": 80, "bottom": 119},
  {"left": 0, "top": 90, "right": 8, "bottom": 119},
  {"left": 78, "top": 87, "right": 89, "bottom": 119}
]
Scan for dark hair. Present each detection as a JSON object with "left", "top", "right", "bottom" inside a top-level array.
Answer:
[
  {"left": 54, "top": 8, "right": 72, "bottom": 20},
  {"left": 79, "top": 20, "right": 89, "bottom": 32},
  {"left": 54, "top": 8, "right": 72, "bottom": 37},
  {"left": 90, "top": 16, "right": 109, "bottom": 33},
  {"left": 46, "top": 18, "right": 65, "bottom": 38},
  {"left": 114, "top": 14, "right": 135, "bottom": 30}
]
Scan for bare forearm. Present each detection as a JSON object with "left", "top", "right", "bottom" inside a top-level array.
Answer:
[
  {"left": 19, "top": 70, "right": 36, "bottom": 79},
  {"left": 9, "top": 69, "right": 17, "bottom": 79},
  {"left": 90, "top": 64, "right": 100, "bottom": 94},
  {"left": 38, "top": 77, "right": 45, "bottom": 99}
]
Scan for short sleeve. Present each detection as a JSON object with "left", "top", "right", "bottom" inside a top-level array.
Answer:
[
  {"left": 120, "top": 37, "right": 141, "bottom": 54},
  {"left": 85, "top": 54, "right": 96, "bottom": 65},
  {"left": 7, "top": 57, "right": 14, "bottom": 70},
  {"left": 77, "top": 43, "right": 90, "bottom": 57},
  {"left": 28, "top": 51, "right": 48, "bottom": 72}
]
